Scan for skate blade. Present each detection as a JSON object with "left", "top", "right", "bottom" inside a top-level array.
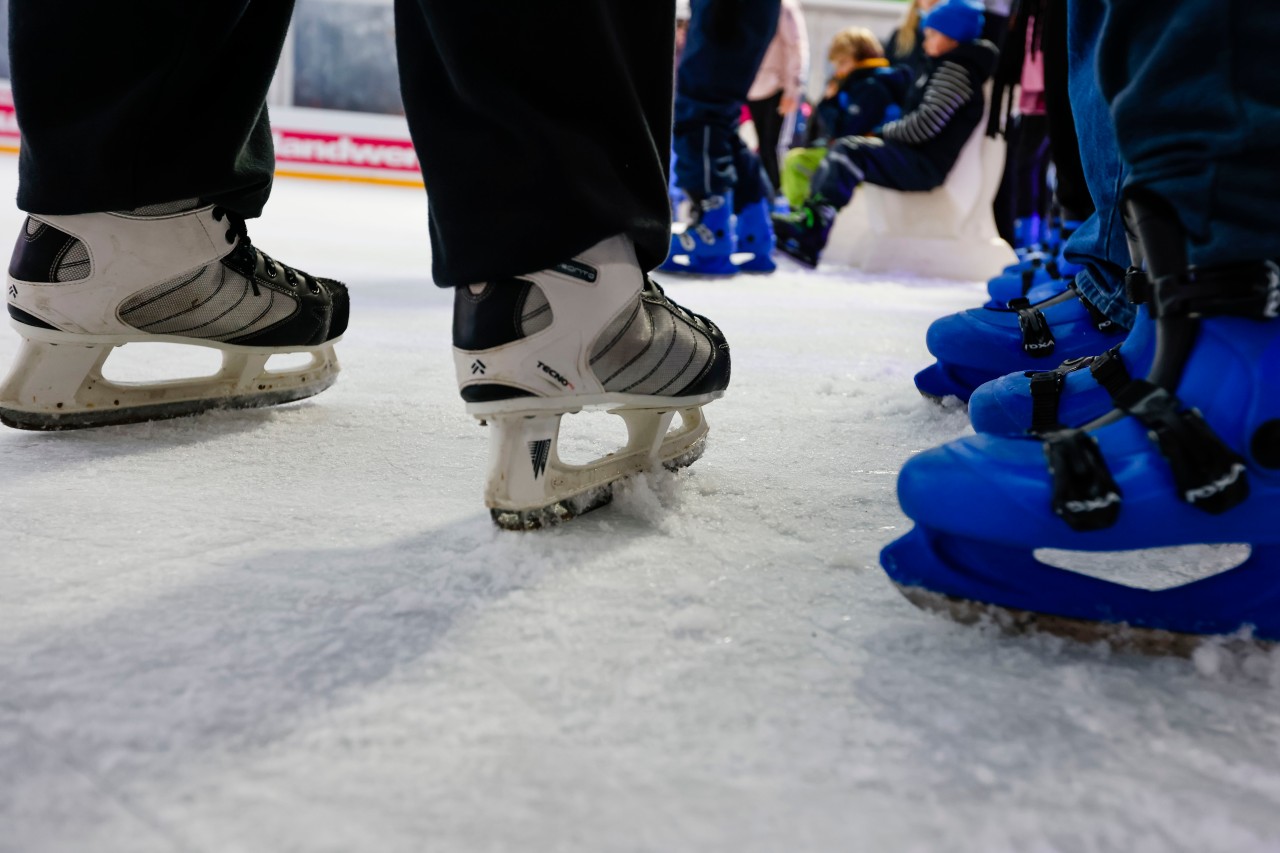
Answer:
[
  {"left": 0, "top": 375, "right": 337, "bottom": 430},
  {"left": 0, "top": 335, "right": 340, "bottom": 430},
  {"left": 894, "top": 583, "right": 1273, "bottom": 658},
  {"left": 489, "top": 433, "right": 707, "bottom": 531}
]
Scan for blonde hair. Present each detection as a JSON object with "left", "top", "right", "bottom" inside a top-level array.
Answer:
[
  {"left": 892, "top": 0, "right": 932, "bottom": 56},
  {"left": 828, "top": 27, "right": 885, "bottom": 63}
]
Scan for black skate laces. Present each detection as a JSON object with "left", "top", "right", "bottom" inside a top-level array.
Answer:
[
  {"left": 211, "top": 206, "right": 320, "bottom": 295},
  {"left": 644, "top": 276, "right": 719, "bottom": 334}
]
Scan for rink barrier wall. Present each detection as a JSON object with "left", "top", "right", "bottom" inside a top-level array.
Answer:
[{"left": 0, "top": 86, "right": 425, "bottom": 190}]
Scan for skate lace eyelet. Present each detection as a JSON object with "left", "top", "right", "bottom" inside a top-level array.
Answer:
[
  {"left": 224, "top": 230, "right": 235, "bottom": 244},
  {"left": 266, "top": 264, "right": 277, "bottom": 278}
]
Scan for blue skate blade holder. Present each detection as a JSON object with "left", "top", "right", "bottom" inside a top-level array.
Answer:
[{"left": 881, "top": 526, "right": 1280, "bottom": 641}]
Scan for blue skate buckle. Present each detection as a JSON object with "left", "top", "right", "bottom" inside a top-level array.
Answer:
[
  {"left": 1026, "top": 358, "right": 1088, "bottom": 434},
  {"left": 1007, "top": 298, "right": 1056, "bottom": 357},
  {"left": 1114, "top": 380, "right": 1251, "bottom": 515},
  {"left": 1087, "top": 346, "right": 1132, "bottom": 398},
  {"left": 1044, "top": 429, "right": 1123, "bottom": 531},
  {"left": 1022, "top": 346, "right": 1132, "bottom": 436}
]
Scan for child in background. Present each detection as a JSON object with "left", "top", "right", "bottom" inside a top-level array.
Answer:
[
  {"left": 773, "top": 0, "right": 997, "bottom": 267},
  {"left": 780, "top": 28, "right": 910, "bottom": 210},
  {"left": 886, "top": 0, "right": 944, "bottom": 82}
]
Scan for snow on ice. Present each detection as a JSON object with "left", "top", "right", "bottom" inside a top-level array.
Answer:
[{"left": 2, "top": 160, "right": 1280, "bottom": 852}]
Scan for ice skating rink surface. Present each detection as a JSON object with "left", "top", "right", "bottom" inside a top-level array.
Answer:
[{"left": 3, "top": 159, "right": 1280, "bottom": 852}]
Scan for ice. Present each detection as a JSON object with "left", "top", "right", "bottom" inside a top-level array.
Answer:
[{"left": 2, "top": 158, "right": 1280, "bottom": 852}]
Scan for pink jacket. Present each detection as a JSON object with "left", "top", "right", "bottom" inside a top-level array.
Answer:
[{"left": 748, "top": 0, "right": 808, "bottom": 104}]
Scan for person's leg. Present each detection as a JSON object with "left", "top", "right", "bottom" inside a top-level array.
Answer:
[
  {"left": 965, "top": 0, "right": 1146, "bottom": 433},
  {"left": 1011, "top": 114, "right": 1050, "bottom": 249},
  {"left": 779, "top": 147, "right": 827, "bottom": 210},
  {"left": 1098, "top": 0, "right": 1280, "bottom": 267},
  {"left": 1057, "top": 0, "right": 1132, "bottom": 330},
  {"left": 397, "top": 0, "right": 732, "bottom": 527},
  {"left": 882, "top": 0, "right": 1280, "bottom": 648},
  {"left": 772, "top": 136, "right": 943, "bottom": 267},
  {"left": 953, "top": 0, "right": 1146, "bottom": 428},
  {"left": 0, "top": 0, "right": 348, "bottom": 431},
  {"left": 747, "top": 90, "right": 784, "bottom": 191},
  {"left": 12, "top": 0, "right": 293, "bottom": 218},
  {"left": 395, "top": 0, "right": 677, "bottom": 285},
  {"left": 660, "top": 0, "right": 780, "bottom": 275},
  {"left": 1041, "top": 0, "right": 1092, "bottom": 225},
  {"left": 671, "top": 0, "right": 780, "bottom": 200}
]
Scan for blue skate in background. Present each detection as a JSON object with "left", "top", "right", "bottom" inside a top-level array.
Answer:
[
  {"left": 733, "top": 197, "right": 777, "bottom": 273},
  {"left": 914, "top": 285, "right": 1129, "bottom": 403},
  {"left": 968, "top": 271, "right": 1154, "bottom": 434},
  {"left": 659, "top": 192, "right": 738, "bottom": 276}
]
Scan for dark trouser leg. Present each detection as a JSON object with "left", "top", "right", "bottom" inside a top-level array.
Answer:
[
  {"left": 747, "top": 90, "right": 784, "bottom": 191},
  {"left": 730, "top": 135, "right": 772, "bottom": 211},
  {"left": 395, "top": 0, "right": 677, "bottom": 285},
  {"left": 11, "top": 0, "right": 293, "bottom": 217},
  {"left": 1042, "top": 0, "right": 1092, "bottom": 222},
  {"left": 1013, "top": 114, "right": 1051, "bottom": 224},
  {"left": 1097, "top": 0, "right": 1280, "bottom": 267},
  {"left": 811, "top": 137, "right": 944, "bottom": 209},
  {"left": 672, "top": 0, "right": 780, "bottom": 198}
]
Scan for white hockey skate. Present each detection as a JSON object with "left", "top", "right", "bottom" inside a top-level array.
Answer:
[
  {"left": 0, "top": 201, "right": 347, "bottom": 429},
  {"left": 454, "top": 234, "right": 731, "bottom": 529}
]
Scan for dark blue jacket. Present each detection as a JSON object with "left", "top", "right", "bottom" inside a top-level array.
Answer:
[
  {"left": 814, "top": 61, "right": 913, "bottom": 144},
  {"left": 881, "top": 39, "right": 999, "bottom": 176}
]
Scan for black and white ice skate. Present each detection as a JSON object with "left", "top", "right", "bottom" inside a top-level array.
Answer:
[
  {"left": 453, "top": 235, "right": 730, "bottom": 529},
  {"left": 0, "top": 202, "right": 347, "bottom": 429}
]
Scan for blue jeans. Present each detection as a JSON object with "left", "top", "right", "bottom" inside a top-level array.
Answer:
[
  {"left": 1061, "top": 0, "right": 1133, "bottom": 328},
  {"left": 672, "top": 0, "right": 780, "bottom": 198},
  {"left": 1096, "top": 0, "right": 1280, "bottom": 267}
]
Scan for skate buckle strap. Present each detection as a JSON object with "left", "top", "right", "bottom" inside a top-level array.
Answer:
[
  {"left": 1152, "top": 260, "right": 1280, "bottom": 320},
  {"left": 1071, "top": 285, "right": 1124, "bottom": 335},
  {"left": 1124, "top": 266, "right": 1152, "bottom": 305},
  {"left": 1044, "top": 429, "right": 1123, "bottom": 531},
  {"left": 1007, "top": 297, "right": 1055, "bottom": 357},
  {"left": 1019, "top": 265, "right": 1038, "bottom": 297},
  {"left": 1113, "top": 379, "right": 1250, "bottom": 514},
  {"left": 1025, "top": 357, "right": 1089, "bottom": 434},
  {"left": 1087, "top": 345, "right": 1131, "bottom": 400}
]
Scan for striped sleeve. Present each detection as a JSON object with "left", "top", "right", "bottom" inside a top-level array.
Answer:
[{"left": 881, "top": 61, "right": 973, "bottom": 145}]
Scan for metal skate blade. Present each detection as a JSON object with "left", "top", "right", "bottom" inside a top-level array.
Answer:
[
  {"left": 893, "top": 583, "right": 1272, "bottom": 658},
  {"left": 490, "top": 435, "right": 708, "bottom": 532},
  {"left": 0, "top": 375, "right": 337, "bottom": 431}
]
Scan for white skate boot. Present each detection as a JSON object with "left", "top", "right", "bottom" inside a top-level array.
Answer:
[
  {"left": 454, "top": 234, "right": 731, "bottom": 529},
  {"left": 0, "top": 201, "right": 347, "bottom": 429}
]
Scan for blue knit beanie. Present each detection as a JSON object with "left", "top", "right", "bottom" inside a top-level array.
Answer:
[{"left": 922, "top": 0, "right": 984, "bottom": 43}]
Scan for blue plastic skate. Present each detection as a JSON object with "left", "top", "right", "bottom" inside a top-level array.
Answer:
[
  {"left": 914, "top": 285, "right": 1129, "bottom": 403},
  {"left": 968, "top": 305, "right": 1155, "bottom": 434},
  {"left": 1012, "top": 215, "right": 1044, "bottom": 252},
  {"left": 733, "top": 197, "right": 777, "bottom": 273},
  {"left": 986, "top": 252, "right": 1083, "bottom": 306},
  {"left": 884, "top": 305, "right": 1280, "bottom": 649},
  {"left": 659, "top": 192, "right": 738, "bottom": 276}
]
